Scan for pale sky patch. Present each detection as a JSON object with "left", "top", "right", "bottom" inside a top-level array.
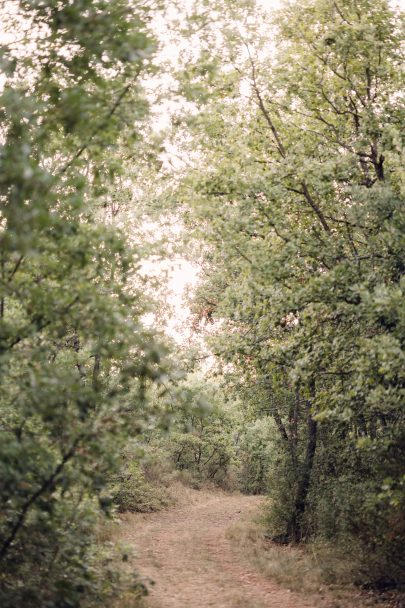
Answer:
[{"left": 257, "top": 0, "right": 281, "bottom": 9}]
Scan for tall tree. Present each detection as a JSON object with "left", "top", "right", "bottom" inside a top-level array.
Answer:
[
  {"left": 0, "top": 1, "right": 168, "bottom": 605},
  {"left": 172, "top": 0, "right": 405, "bottom": 583}
]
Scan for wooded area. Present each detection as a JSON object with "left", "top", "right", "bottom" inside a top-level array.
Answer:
[{"left": 0, "top": 1, "right": 404, "bottom": 607}]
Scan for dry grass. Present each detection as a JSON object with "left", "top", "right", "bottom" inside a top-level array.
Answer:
[
  {"left": 110, "top": 593, "right": 147, "bottom": 608},
  {"left": 103, "top": 487, "right": 405, "bottom": 608},
  {"left": 162, "top": 478, "right": 232, "bottom": 509},
  {"left": 226, "top": 513, "right": 394, "bottom": 608},
  {"left": 227, "top": 594, "right": 267, "bottom": 608},
  {"left": 96, "top": 518, "right": 121, "bottom": 543}
]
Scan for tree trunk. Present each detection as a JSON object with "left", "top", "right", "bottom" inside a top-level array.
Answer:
[{"left": 287, "top": 398, "right": 317, "bottom": 542}]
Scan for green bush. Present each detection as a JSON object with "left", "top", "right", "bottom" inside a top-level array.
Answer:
[
  {"left": 237, "top": 419, "right": 274, "bottom": 495},
  {"left": 111, "top": 460, "right": 169, "bottom": 513},
  {"left": 0, "top": 495, "right": 146, "bottom": 608},
  {"left": 264, "top": 425, "right": 405, "bottom": 587},
  {"left": 169, "top": 411, "right": 236, "bottom": 487}
]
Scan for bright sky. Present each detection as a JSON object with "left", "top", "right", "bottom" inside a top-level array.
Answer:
[
  {"left": 258, "top": 0, "right": 405, "bottom": 10},
  {"left": 257, "top": 0, "right": 281, "bottom": 8}
]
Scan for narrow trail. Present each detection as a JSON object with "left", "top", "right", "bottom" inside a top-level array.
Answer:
[{"left": 119, "top": 490, "right": 317, "bottom": 608}]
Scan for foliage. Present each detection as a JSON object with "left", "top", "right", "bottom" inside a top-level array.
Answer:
[
  {"left": 0, "top": 1, "right": 169, "bottom": 606},
  {"left": 170, "top": 0, "right": 405, "bottom": 587},
  {"left": 169, "top": 415, "right": 234, "bottom": 487},
  {"left": 1, "top": 0, "right": 404, "bottom": 600},
  {"left": 157, "top": 373, "right": 237, "bottom": 488},
  {"left": 111, "top": 459, "right": 169, "bottom": 513},
  {"left": 237, "top": 418, "right": 275, "bottom": 495}
]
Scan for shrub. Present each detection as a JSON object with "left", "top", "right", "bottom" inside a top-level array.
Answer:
[
  {"left": 169, "top": 410, "right": 236, "bottom": 487},
  {"left": 111, "top": 460, "right": 169, "bottom": 513},
  {"left": 237, "top": 419, "right": 275, "bottom": 495}
]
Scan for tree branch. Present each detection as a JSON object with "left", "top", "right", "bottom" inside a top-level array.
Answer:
[{"left": 0, "top": 438, "right": 81, "bottom": 561}]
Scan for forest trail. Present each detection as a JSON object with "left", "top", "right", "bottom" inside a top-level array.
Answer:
[{"left": 119, "top": 489, "right": 317, "bottom": 608}]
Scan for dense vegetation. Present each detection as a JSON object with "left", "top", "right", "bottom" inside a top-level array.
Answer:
[
  {"left": 171, "top": 0, "right": 405, "bottom": 588},
  {"left": 0, "top": 0, "right": 403, "bottom": 606},
  {"left": 0, "top": 1, "right": 170, "bottom": 605}
]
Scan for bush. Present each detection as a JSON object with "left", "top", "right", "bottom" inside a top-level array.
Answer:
[
  {"left": 111, "top": 460, "right": 169, "bottom": 513},
  {"left": 169, "top": 409, "right": 236, "bottom": 488},
  {"left": 0, "top": 495, "right": 146, "bottom": 608},
  {"left": 237, "top": 419, "right": 275, "bottom": 495},
  {"left": 264, "top": 424, "right": 405, "bottom": 587}
]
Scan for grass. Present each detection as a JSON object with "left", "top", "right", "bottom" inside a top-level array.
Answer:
[
  {"left": 228, "top": 595, "right": 267, "bottom": 608},
  {"left": 226, "top": 510, "right": 403, "bottom": 608}
]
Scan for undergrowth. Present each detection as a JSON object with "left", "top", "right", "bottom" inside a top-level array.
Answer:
[{"left": 226, "top": 507, "right": 405, "bottom": 608}]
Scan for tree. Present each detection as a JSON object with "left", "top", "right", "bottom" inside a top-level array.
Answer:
[
  {"left": 0, "top": 1, "right": 169, "bottom": 605},
  {"left": 171, "top": 0, "right": 405, "bottom": 584}
]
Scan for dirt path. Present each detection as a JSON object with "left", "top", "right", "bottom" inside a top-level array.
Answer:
[{"left": 119, "top": 489, "right": 317, "bottom": 608}]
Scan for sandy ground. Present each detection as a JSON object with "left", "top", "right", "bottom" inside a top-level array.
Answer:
[{"left": 118, "top": 489, "right": 317, "bottom": 608}]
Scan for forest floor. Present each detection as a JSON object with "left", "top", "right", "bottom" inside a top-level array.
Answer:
[{"left": 116, "top": 486, "right": 398, "bottom": 608}]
